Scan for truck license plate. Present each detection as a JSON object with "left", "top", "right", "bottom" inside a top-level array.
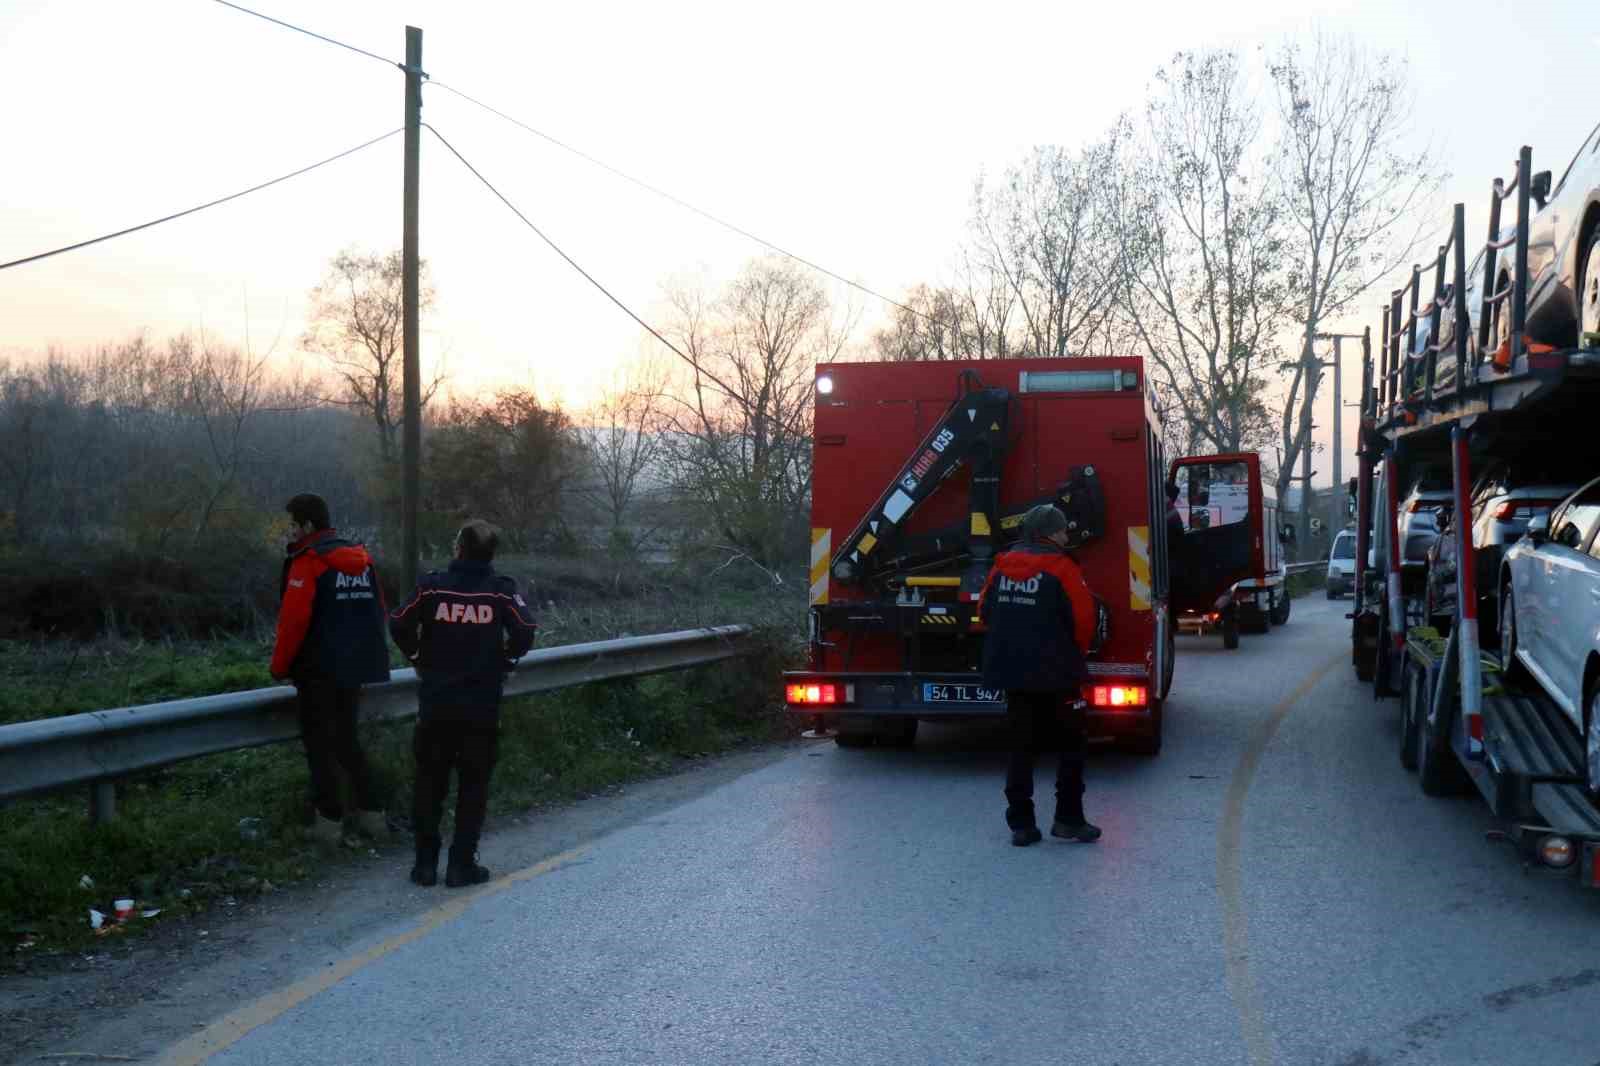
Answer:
[{"left": 924, "top": 683, "right": 1005, "bottom": 704}]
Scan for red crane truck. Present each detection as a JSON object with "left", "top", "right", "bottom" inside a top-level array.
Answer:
[{"left": 782, "top": 356, "right": 1239, "bottom": 755}]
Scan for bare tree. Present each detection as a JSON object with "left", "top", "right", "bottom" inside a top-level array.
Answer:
[
  {"left": 1267, "top": 34, "right": 1445, "bottom": 544},
  {"left": 873, "top": 246, "right": 1022, "bottom": 362},
  {"left": 970, "top": 141, "right": 1125, "bottom": 358},
  {"left": 577, "top": 359, "right": 668, "bottom": 555},
  {"left": 659, "top": 256, "right": 854, "bottom": 568},
  {"left": 179, "top": 333, "right": 320, "bottom": 545},
  {"left": 302, "top": 248, "right": 441, "bottom": 461},
  {"left": 1110, "top": 51, "right": 1292, "bottom": 454}
]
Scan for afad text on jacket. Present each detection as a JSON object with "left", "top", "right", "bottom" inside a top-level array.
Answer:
[
  {"left": 271, "top": 529, "right": 392, "bottom": 687},
  {"left": 388, "top": 559, "right": 538, "bottom": 723},
  {"left": 977, "top": 541, "right": 1096, "bottom": 692}
]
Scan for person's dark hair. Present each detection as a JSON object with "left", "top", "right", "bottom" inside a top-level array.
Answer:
[
  {"left": 455, "top": 519, "right": 500, "bottom": 562},
  {"left": 286, "top": 493, "right": 331, "bottom": 531}
]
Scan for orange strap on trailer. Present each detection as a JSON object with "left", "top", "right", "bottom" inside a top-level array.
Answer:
[{"left": 1491, "top": 334, "right": 1555, "bottom": 372}]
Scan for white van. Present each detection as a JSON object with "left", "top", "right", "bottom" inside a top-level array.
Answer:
[{"left": 1326, "top": 529, "right": 1357, "bottom": 599}]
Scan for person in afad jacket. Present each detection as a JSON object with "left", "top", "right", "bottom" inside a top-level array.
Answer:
[
  {"left": 270, "top": 493, "right": 393, "bottom": 846},
  {"left": 389, "top": 520, "right": 538, "bottom": 888},
  {"left": 978, "top": 504, "right": 1102, "bottom": 847}
]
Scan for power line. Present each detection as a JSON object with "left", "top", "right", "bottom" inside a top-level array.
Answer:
[
  {"left": 427, "top": 80, "right": 927, "bottom": 323},
  {"left": 209, "top": 0, "right": 402, "bottom": 70},
  {"left": 423, "top": 123, "right": 741, "bottom": 395},
  {"left": 1, "top": 129, "right": 403, "bottom": 273}
]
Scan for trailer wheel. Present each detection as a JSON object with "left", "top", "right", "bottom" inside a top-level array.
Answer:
[
  {"left": 1271, "top": 591, "right": 1291, "bottom": 626},
  {"left": 1399, "top": 658, "right": 1422, "bottom": 771},
  {"left": 1354, "top": 612, "right": 1377, "bottom": 682},
  {"left": 1374, "top": 601, "right": 1394, "bottom": 698},
  {"left": 1417, "top": 658, "right": 1469, "bottom": 796},
  {"left": 1222, "top": 608, "right": 1240, "bottom": 650}
]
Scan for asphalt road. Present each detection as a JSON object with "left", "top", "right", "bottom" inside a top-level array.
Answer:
[{"left": 156, "top": 596, "right": 1600, "bottom": 1066}]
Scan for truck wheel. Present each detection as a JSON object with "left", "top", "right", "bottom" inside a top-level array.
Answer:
[
  {"left": 1272, "top": 591, "right": 1292, "bottom": 626},
  {"left": 1222, "top": 609, "right": 1240, "bottom": 650},
  {"left": 879, "top": 718, "right": 919, "bottom": 749},
  {"left": 835, "top": 722, "right": 876, "bottom": 748},
  {"left": 1125, "top": 702, "right": 1163, "bottom": 756},
  {"left": 1399, "top": 658, "right": 1422, "bottom": 771},
  {"left": 1159, "top": 621, "right": 1177, "bottom": 701}
]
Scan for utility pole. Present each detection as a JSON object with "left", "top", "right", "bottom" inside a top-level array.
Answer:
[
  {"left": 401, "top": 25, "right": 423, "bottom": 595},
  {"left": 1316, "top": 330, "right": 1366, "bottom": 531},
  {"left": 1331, "top": 336, "right": 1342, "bottom": 495}
]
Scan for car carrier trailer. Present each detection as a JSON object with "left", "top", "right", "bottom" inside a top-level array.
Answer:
[{"left": 1353, "top": 145, "right": 1600, "bottom": 886}]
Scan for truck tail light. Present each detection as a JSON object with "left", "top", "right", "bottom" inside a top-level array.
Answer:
[
  {"left": 1090, "top": 685, "right": 1147, "bottom": 709},
  {"left": 785, "top": 683, "right": 854, "bottom": 706}
]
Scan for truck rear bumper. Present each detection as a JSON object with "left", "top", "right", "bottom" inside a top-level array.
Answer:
[{"left": 782, "top": 671, "right": 1159, "bottom": 733}]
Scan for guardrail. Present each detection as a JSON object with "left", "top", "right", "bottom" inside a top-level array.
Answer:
[
  {"left": 0, "top": 625, "right": 753, "bottom": 823},
  {"left": 1285, "top": 561, "right": 1324, "bottom": 575}
]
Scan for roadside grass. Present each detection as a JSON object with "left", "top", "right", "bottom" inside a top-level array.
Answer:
[
  {"left": 0, "top": 560, "right": 806, "bottom": 962},
  {"left": 0, "top": 625, "right": 799, "bottom": 959}
]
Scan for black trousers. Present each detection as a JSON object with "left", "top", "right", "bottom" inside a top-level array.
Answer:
[
  {"left": 412, "top": 716, "right": 499, "bottom": 862},
  {"left": 1004, "top": 690, "right": 1086, "bottom": 830},
  {"left": 295, "top": 682, "right": 382, "bottom": 821}
]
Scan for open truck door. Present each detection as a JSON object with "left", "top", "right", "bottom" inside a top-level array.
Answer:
[{"left": 1168, "top": 452, "right": 1287, "bottom": 648}]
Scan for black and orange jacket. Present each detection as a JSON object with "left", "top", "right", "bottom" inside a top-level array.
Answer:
[
  {"left": 271, "top": 529, "right": 392, "bottom": 687},
  {"left": 388, "top": 559, "right": 538, "bottom": 722},
  {"left": 977, "top": 541, "right": 1096, "bottom": 692}
]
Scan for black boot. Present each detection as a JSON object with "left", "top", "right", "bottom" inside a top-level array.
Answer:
[
  {"left": 410, "top": 838, "right": 440, "bottom": 886},
  {"left": 1050, "top": 819, "right": 1102, "bottom": 843},
  {"left": 445, "top": 847, "right": 491, "bottom": 888},
  {"left": 1011, "top": 826, "right": 1043, "bottom": 847}
]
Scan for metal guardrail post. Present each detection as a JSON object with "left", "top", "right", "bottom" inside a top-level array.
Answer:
[{"left": 90, "top": 780, "right": 115, "bottom": 825}]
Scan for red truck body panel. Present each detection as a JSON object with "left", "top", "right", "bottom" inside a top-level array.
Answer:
[{"left": 802, "top": 357, "right": 1167, "bottom": 724}]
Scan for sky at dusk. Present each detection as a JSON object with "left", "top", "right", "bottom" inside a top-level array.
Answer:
[{"left": 4, "top": 0, "right": 1597, "bottom": 488}]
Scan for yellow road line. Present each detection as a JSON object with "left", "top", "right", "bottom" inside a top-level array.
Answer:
[
  {"left": 155, "top": 846, "right": 589, "bottom": 1065},
  {"left": 1216, "top": 652, "right": 1343, "bottom": 1066}
]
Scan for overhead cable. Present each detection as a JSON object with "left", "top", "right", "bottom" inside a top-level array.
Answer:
[
  {"left": 209, "top": 0, "right": 402, "bottom": 69},
  {"left": 0, "top": 129, "right": 403, "bottom": 272},
  {"left": 428, "top": 80, "right": 926, "bottom": 322},
  {"left": 424, "top": 123, "right": 742, "bottom": 397}
]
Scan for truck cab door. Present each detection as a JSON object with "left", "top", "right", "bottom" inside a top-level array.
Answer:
[{"left": 1168, "top": 453, "right": 1264, "bottom": 610}]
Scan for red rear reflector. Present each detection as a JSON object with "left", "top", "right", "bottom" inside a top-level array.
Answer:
[{"left": 1468, "top": 713, "right": 1484, "bottom": 741}]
